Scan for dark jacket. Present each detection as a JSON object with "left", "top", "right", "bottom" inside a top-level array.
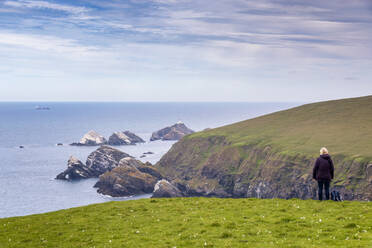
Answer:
[{"left": 313, "top": 154, "right": 334, "bottom": 181}]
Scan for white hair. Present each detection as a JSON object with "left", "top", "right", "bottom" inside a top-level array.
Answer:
[{"left": 320, "top": 147, "right": 329, "bottom": 155}]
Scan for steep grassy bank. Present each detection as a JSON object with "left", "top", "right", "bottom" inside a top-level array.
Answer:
[
  {"left": 157, "top": 96, "right": 372, "bottom": 200},
  {"left": 193, "top": 95, "right": 372, "bottom": 158},
  {"left": 1, "top": 198, "right": 371, "bottom": 248}
]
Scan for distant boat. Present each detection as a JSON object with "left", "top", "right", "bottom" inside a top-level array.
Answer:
[{"left": 35, "top": 105, "right": 50, "bottom": 110}]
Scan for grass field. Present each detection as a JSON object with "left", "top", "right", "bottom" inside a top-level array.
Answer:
[
  {"left": 1, "top": 198, "right": 371, "bottom": 248},
  {"left": 190, "top": 95, "right": 372, "bottom": 159}
]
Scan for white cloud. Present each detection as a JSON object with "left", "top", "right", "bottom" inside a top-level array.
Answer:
[
  {"left": 4, "top": 0, "right": 89, "bottom": 14},
  {"left": 1, "top": 0, "right": 372, "bottom": 101},
  {"left": 0, "top": 32, "right": 98, "bottom": 56}
]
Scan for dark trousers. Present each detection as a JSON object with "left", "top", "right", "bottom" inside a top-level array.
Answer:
[{"left": 317, "top": 180, "right": 330, "bottom": 200}]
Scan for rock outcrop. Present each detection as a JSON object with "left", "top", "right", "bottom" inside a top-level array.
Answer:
[
  {"left": 70, "top": 130, "right": 107, "bottom": 146},
  {"left": 108, "top": 131, "right": 144, "bottom": 146},
  {"left": 56, "top": 156, "right": 94, "bottom": 180},
  {"left": 94, "top": 158, "right": 161, "bottom": 197},
  {"left": 56, "top": 145, "right": 131, "bottom": 180},
  {"left": 150, "top": 122, "right": 194, "bottom": 141},
  {"left": 152, "top": 180, "right": 183, "bottom": 198},
  {"left": 57, "top": 145, "right": 163, "bottom": 196},
  {"left": 85, "top": 145, "right": 131, "bottom": 176}
]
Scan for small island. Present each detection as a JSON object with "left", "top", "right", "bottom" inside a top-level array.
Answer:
[
  {"left": 70, "top": 130, "right": 107, "bottom": 146},
  {"left": 150, "top": 122, "right": 194, "bottom": 141},
  {"left": 70, "top": 130, "right": 144, "bottom": 146},
  {"left": 56, "top": 145, "right": 163, "bottom": 197}
]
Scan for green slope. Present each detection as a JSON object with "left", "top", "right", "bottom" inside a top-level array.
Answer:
[
  {"left": 1, "top": 198, "right": 371, "bottom": 248},
  {"left": 157, "top": 95, "right": 372, "bottom": 200},
  {"left": 190, "top": 95, "right": 372, "bottom": 159}
]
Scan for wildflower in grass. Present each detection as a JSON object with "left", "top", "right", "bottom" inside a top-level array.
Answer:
[{"left": 319, "top": 218, "right": 322, "bottom": 222}]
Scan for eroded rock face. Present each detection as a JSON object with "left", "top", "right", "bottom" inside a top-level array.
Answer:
[
  {"left": 150, "top": 122, "right": 194, "bottom": 141},
  {"left": 56, "top": 156, "right": 94, "bottom": 180},
  {"left": 108, "top": 131, "right": 144, "bottom": 146},
  {"left": 56, "top": 146, "right": 131, "bottom": 180},
  {"left": 70, "top": 130, "right": 107, "bottom": 146},
  {"left": 367, "top": 164, "right": 372, "bottom": 183},
  {"left": 152, "top": 179, "right": 183, "bottom": 198},
  {"left": 156, "top": 136, "right": 372, "bottom": 201},
  {"left": 94, "top": 158, "right": 161, "bottom": 197},
  {"left": 85, "top": 145, "right": 131, "bottom": 176}
]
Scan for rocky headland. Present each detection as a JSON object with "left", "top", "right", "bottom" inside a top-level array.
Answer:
[
  {"left": 150, "top": 122, "right": 194, "bottom": 141},
  {"left": 155, "top": 96, "right": 372, "bottom": 201}
]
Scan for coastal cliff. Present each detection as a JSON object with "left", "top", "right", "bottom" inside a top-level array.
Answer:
[{"left": 156, "top": 96, "right": 372, "bottom": 200}]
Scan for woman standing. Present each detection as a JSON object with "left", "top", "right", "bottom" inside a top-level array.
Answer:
[{"left": 313, "top": 147, "right": 334, "bottom": 200}]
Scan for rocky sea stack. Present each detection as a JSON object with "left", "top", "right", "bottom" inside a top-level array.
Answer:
[
  {"left": 57, "top": 145, "right": 162, "bottom": 196},
  {"left": 150, "top": 122, "right": 194, "bottom": 141},
  {"left": 70, "top": 130, "right": 107, "bottom": 146},
  {"left": 56, "top": 145, "right": 131, "bottom": 180},
  {"left": 108, "top": 131, "right": 144, "bottom": 146}
]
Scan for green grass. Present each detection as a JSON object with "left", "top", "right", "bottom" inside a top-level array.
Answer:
[
  {"left": 188, "top": 95, "right": 372, "bottom": 159},
  {"left": 1, "top": 198, "right": 371, "bottom": 248}
]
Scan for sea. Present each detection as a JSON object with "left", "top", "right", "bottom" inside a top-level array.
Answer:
[{"left": 0, "top": 102, "right": 301, "bottom": 218}]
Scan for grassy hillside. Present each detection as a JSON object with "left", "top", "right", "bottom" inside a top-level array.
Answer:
[
  {"left": 157, "top": 96, "right": 372, "bottom": 200},
  {"left": 190, "top": 95, "right": 372, "bottom": 159},
  {"left": 1, "top": 198, "right": 371, "bottom": 248}
]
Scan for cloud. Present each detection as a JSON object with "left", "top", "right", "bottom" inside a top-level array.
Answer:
[
  {"left": 0, "top": 0, "right": 371, "bottom": 101},
  {"left": 0, "top": 32, "right": 98, "bottom": 56},
  {"left": 4, "top": 0, "right": 89, "bottom": 14}
]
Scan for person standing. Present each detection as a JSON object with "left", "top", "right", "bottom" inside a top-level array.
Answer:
[{"left": 313, "top": 147, "right": 334, "bottom": 200}]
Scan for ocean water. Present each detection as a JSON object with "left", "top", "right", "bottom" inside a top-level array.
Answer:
[{"left": 0, "top": 102, "right": 300, "bottom": 218}]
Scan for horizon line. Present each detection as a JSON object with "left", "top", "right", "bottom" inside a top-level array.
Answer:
[{"left": 0, "top": 100, "right": 306, "bottom": 103}]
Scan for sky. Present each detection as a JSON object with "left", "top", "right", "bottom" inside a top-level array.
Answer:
[{"left": 0, "top": 0, "right": 371, "bottom": 102}]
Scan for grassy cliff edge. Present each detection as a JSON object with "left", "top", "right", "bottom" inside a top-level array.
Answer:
[{"left": 157, "top": 96, "right": 372, "bottom": 200}]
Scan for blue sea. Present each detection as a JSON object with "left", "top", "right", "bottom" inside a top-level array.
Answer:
[{"left": 0, "top": 102, "right": 301, "bottom": 218}]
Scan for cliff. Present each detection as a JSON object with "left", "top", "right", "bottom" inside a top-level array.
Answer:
[{"left": 156, "top": 96, "right": 372, "bottom": 200}]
